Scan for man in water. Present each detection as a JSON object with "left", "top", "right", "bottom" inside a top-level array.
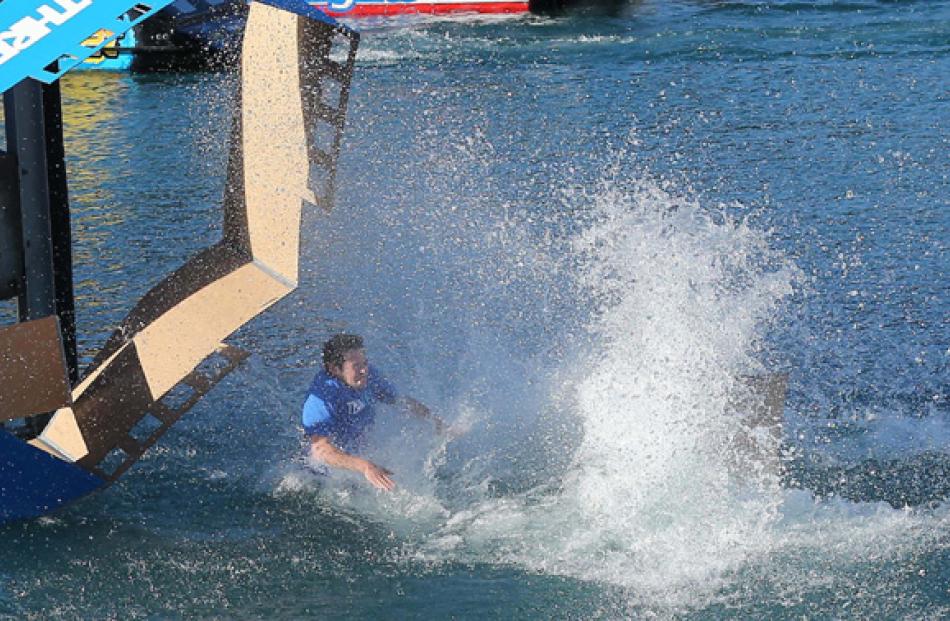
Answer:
[{"left": 302, "top": 333, "right": 445, "bottom": 491}]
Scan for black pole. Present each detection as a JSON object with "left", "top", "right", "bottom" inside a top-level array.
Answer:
[
  {"left": 3, "top": 78, "right": 67, "bottom": 434},
  {"left": 0, "top": 151, "right": 23, "bottom": 301},
  {"left": 4, "top": 81, "right": 57, "bottom": 322},
  {"left": 43, "top": 80, "right": 77, "bottom": 384}
]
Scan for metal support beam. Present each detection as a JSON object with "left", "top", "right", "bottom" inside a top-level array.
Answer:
[
  {"left": 2, "top": 78, "right": 74, "bottom": 435},
  {"left": 43, "top": 80, "right": 78, "bottom": 384},
  {"left": 4, "top": 80, "right": 57, "bottom": 322},
  {"left": 0, "top": 150, "right": 22, "bottom": 301},
  {"left": 2, "top": 77, "right": 76, "bottom": 376}
]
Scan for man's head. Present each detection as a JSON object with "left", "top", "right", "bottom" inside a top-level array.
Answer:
[{"left": 322, "top": 333, "right": 368, "bottom": 389}]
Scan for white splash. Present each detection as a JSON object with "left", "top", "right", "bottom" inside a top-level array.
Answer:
[{"left": 284, "top": 139, "right": 947, "bottom": 611}]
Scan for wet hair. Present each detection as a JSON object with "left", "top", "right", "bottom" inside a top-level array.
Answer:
[{"left": 322, "top": 333, "right": 364, "bottom": 371}]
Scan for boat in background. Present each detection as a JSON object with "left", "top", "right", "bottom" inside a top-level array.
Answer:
[
  {"left": 315, "top": 0, "right": 627, "bottom": 16},
  {"left": 77, "top": 0, "right": 626, "bottom": 72},
  {"left": 77, "top": 0, "right": 248, "bottom": 72},
  {"left": 315, "top": 0, "right": 528, "bottom": 17}
]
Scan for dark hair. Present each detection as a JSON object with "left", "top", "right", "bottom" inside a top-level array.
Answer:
[{"left": 322, "top": 333, "right": 363, "bottom": 371}]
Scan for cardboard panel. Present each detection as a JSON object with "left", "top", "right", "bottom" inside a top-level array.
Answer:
[
  {"left": 88, "top": 243, "right": 249, "bottom": 369},
  {"left": 71, "top": 344, "right": 248, "bottom": 481},
  {"left": 240, "top": 2, "right": 315, "bottom": 283},
  {"left": 728, "top": 373, "right": 788, "bottom": 477},
  {"left": 134, "top": 262, "right": 291, "bottom": 399},
  {"left": 58, "top": 1, "right": 356, "bottom": 483},
  {"left": 27, "top": 406, "right": 88, "bottom": 461},
  {"left": 0, "top": 316, "right": 70, "bottom": 422},
  {"left": 73, "top": 342, "right": 155, "bottom": 467}
]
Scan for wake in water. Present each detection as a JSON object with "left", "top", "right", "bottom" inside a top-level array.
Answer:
[{"left": 268, "top": 141, "right": 948, "bottom": 612}]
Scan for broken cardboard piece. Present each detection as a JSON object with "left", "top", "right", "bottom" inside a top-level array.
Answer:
[
  {"left": 0, "top": 316, "right": 70, "bottom": 422},
  {"left": 27, "top": 407, "right": 88, "bottom": 462},
  {"left": 728, "top": 373, "right": 788, "bottom": 477},
  {"left": 65, "top": 3, "right": 357, "bottom": 480}
]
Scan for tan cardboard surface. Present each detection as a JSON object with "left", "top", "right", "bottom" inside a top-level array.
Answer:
[
  {"left": 134, "top": 262, "right": 291, "bottom": 398},
  {"left": 241, "top": 2, "right": 312, "bottom": 282}
]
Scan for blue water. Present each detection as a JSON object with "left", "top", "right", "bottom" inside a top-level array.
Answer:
[{"left": 2, "top": 1, "right": 948, "bottom": 617}]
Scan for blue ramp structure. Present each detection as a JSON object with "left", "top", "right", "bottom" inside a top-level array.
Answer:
[
  {"left": 0, "top": 0, "right": 359, "bottom": 524},
  {"left": 0, "top": 0, "right": 175, "bottom": 92},
  {"left": 73, "top": 1, "right": 249, "bottom": 73},
  {"left": 0, "top": 428, "right": 103, "bottom": 523}
]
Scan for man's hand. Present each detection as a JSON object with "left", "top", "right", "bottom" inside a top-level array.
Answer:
[
  {"left": 439, "top": 419, "right": 471, "bottom": 441},
  {"left": 310, "top": 436, "right": 396, "bottom": 492},
  {"left": 361, "top": 460, "right": 396, "bottom": 491},
  {"left": 400, "top": 396, "right": 455, "bottom": 437}
]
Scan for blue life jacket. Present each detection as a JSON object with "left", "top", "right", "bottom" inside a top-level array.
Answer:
[{"left": 301, "top": 366, "right": 397, "bottom": 453}]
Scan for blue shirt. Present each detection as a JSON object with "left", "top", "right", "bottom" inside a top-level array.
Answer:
[{"left": 301, "top": 366, "right": 397, "bottom": 453}]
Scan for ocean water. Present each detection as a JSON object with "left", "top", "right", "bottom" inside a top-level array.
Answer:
[{"left": 1, "top": 0, "right": 948, "bottom": 618}]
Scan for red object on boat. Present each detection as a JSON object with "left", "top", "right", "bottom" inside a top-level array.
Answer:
[{"left": 313, "top": 0, "right": 530, "bottom": 17}]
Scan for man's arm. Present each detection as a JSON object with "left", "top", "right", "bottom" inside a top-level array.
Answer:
[
  {"left": 369, "top": 368, "right": 449, "bottom": 435},
  {"left": 309, "top": 435, "right": 395, "bottom": 491},
  {"left": 397, "top": 396, "right": 447, "bottom": 434}
]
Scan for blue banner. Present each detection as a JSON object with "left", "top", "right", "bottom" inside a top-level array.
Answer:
[{"left": 0, "top": 0, "right": 173, "bottom": 93}]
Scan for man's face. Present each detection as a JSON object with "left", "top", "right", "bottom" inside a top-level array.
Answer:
[{"left": 331, "top": 348, "right": 368, "bottom": 389}]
